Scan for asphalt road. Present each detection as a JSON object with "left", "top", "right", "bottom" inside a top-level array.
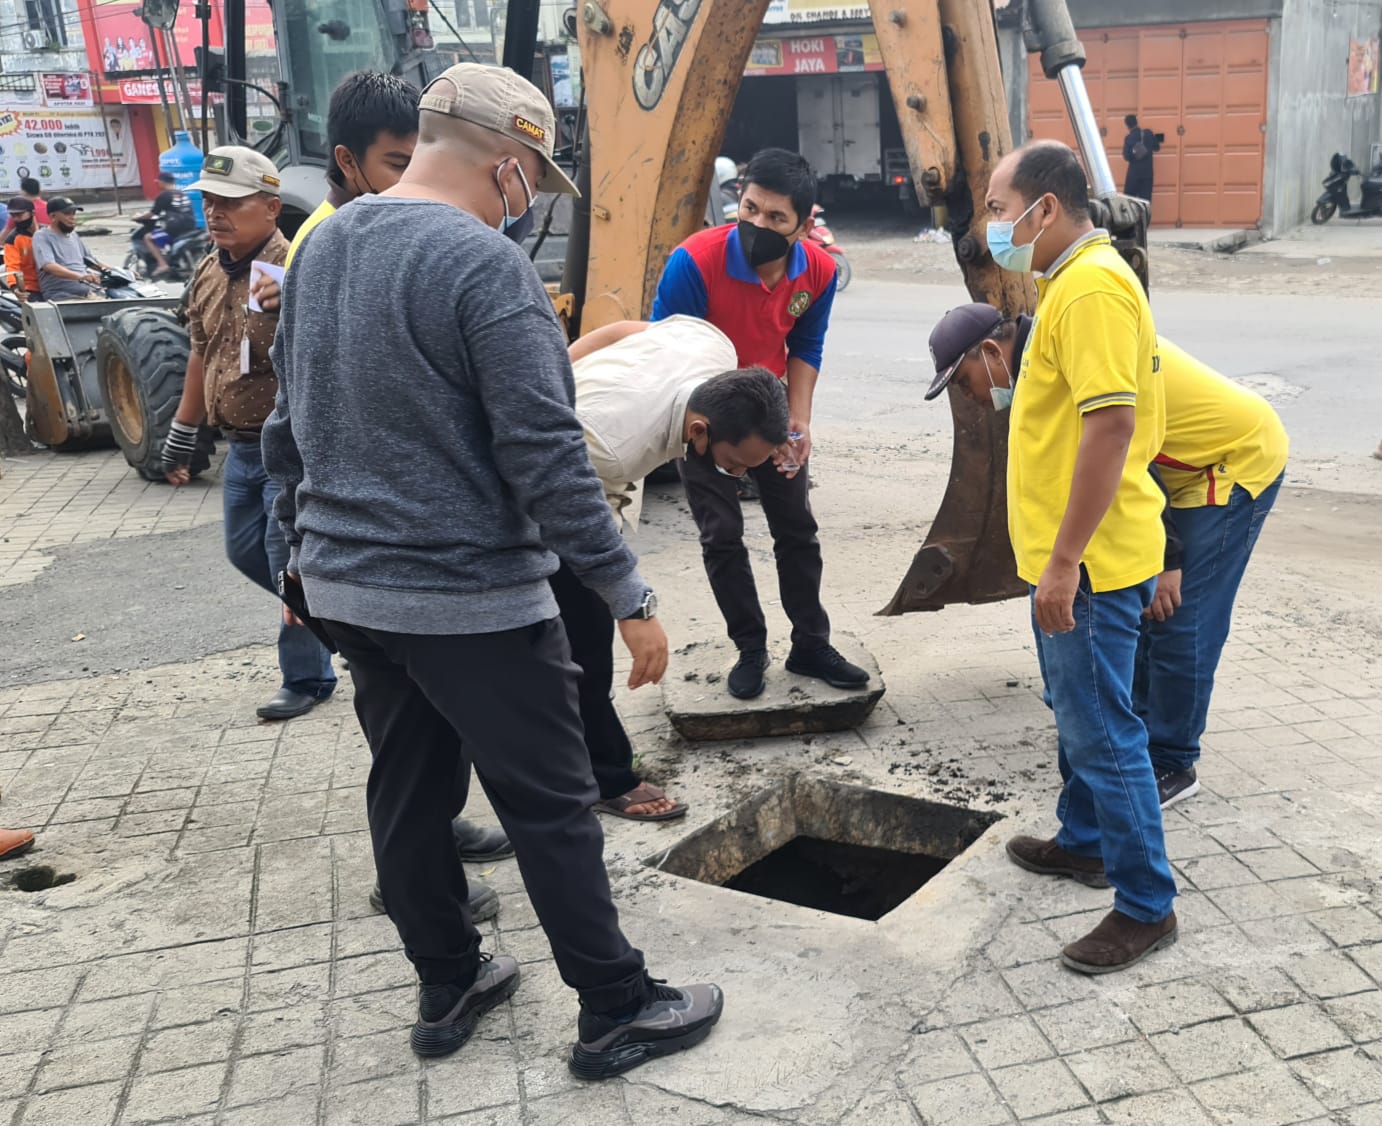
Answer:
[{"left": 4, "top": 276, "right": 1378, "bottom": 687}]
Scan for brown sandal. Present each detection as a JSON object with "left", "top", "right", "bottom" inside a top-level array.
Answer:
[{"left": 593, "top": 782, "right": 689, "bottom": 822}]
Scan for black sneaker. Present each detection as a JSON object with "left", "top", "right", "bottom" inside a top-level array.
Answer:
[
  {"left": 569, "top": 977, "right": 724, "bottom": 1080},
  {"left": 727, "top": 648, "right": 770, "bottom": 699},
  {"left": 411, "top": 953, "right": 520, "bottom": 1057},
  {"left": 451, "top": 818, "right": 515, "bottom": 863},
  {"left": 1156, "top": 768, "right": 1201, "bottom": 809},
  {"left": 785, "top": 645, "right": 870, "bottom": 689},
  {"left": 736, "top": 475, "right": 760, "bottom": 502},
  {"left": 370, "top": 880, "right": 500, "bottom": 923}
]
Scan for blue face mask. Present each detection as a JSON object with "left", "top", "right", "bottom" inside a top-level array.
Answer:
[
  {"left": 496, "top": 159, "right": 536, "bottom": 243},
  {"left": 986, "top": 197, "right": 1044, "bottom": 273},
  {"left": 983, "top": 352, "right": 1014, "bottom": 411}
]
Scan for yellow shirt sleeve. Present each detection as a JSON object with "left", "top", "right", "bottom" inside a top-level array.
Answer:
[{"left": 1053, "top": 288, "right": 1142, "bottom": 414}]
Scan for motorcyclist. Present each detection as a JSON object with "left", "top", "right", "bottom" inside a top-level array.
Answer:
[{"left": 136, "top": 172, "right": 199, "bottom": 278}]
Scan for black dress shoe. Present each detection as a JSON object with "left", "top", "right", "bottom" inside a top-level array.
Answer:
[
  {"left": 370, "top": 880, "right": 500, "bottom": 922},
  {"left": 785, "top": 645, "right": 870, "bottom": 689},
  {"left": 451, "top": 818, "right": 515, "bottom": 863},
  {"left": 727, "top": 648, "right": 770, "bottom": 699},
  {"left": 256, "top": 687, "right": 328, "bottom": 721}
]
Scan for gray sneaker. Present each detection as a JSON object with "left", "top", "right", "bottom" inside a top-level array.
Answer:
[
  {"left": 411, "top": 953, "right": 520, "bottom": 1057},
  {"left": 1156, "top": 768, "right": 1201, "bottom": 809},
  {"left": 370, "top": 880, "right": 499, "bottom": 923},
  {"left": 569, "top": 979, "right": 724, "bottom": 1080}
]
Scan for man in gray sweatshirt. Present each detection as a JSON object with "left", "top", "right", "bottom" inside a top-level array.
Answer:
[{"left": 263, "top": 64, "right": 722, "bottom": 1077}]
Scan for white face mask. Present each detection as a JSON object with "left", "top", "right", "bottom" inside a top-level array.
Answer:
[{"left": 983, "top": 351, "right": 1014, "bottom": 411}]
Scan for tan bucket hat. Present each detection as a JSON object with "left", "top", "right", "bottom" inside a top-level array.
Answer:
[
  {"left": 418, "top": 63, "right": 579, "bottom": 196},
  {"left": 188, "top": 145, "right": 282, "bottom": 198}
]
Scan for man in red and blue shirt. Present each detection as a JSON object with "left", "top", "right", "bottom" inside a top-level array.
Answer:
[{"left": 652, "top": 148, "right": 869, "bottom": 699}]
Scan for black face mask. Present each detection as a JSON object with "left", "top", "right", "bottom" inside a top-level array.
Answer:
[
  {"left": 218, "top": 232, "right": 275, "bottom": 280},
  {"left": 737, "top": 219, "right": 793, "bottom": 268}
]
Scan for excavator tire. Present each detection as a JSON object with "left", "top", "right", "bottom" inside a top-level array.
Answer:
[{"left": 96, "top": 308, "right": 215, "bottom": 482}]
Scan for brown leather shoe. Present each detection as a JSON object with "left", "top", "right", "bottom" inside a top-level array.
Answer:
[
  {"left": 1006, "top": 835, "right": 1110, "bottom": 889},
  {"left": 0, "top": 828, "right": 35, "bottom": 861},
  {"left": 1062, "top": 909, "right": 1178, "bottom": 975}
]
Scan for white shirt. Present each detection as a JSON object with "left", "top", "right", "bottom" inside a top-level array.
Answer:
[{"left": 574, "top": 315, "right": 738, "bottom": 530}]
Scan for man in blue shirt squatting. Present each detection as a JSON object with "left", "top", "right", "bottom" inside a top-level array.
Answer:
[{"left": 651, "top": 147, "right": 870, "bottom": 701}]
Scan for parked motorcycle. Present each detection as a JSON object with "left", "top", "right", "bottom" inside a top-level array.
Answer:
[
  {"left": 1, "top": 289, "right": 28, "bottom": 398},
  {"left": 1311, "top": 152, "right": 1382, "bottom": 224},
  {"left": 808, "top": 205, "right": 851, "bottom": 292},
  {"left": 123, "top": 218, "right": 209, "bottom": 281}
]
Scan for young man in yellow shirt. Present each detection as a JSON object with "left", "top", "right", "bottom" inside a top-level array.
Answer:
[
  {"left": 971, "top": 140, "right": 1177, "bottom": 974},
  {"left": 286, "top": 71, "right": 419, "bottom": 265},
  {"left": 925, "top": 317, "right": 1287, "bottom": 814}
]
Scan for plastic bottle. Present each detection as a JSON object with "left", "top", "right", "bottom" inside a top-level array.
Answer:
[{"left": 158, "top": 131, "right": 206, "bottom": 229}]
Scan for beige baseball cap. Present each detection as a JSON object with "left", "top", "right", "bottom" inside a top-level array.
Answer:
[
  {"left": 419, "top": 63, "right": 579, "bottom": 196},
  {"left": 188, "top": 145, "right": 281, "bottom": 198}
]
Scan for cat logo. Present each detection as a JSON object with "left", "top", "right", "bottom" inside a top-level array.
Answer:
[
  {"left": 513, "top": 116, "right": 546, "bottom": 143},
  {"left": 788, "top": 290, "right": 812, "bottom": 318}
]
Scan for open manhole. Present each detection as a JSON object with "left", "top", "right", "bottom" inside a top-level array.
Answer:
[
  {"left": 649, "top": 774, "right": 1001, "bottom": 921},
  {"left": 8, "top": 866, "right": 76, "bottom": 893}
]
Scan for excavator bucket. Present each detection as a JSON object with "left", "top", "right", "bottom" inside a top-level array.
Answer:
[{"left": 874, "top": 0, "right": 1034, "bottom": 614}]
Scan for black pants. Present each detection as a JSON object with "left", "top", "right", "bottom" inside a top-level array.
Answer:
[
  {"left": 548, "top": 562, "right": 640, "bottom": 800},
  {"left": 679, "top": 448, "right": 830, "bottom": 653},
  {"left": 323, "top": 616, "right": 647, "bottom": 1012}
]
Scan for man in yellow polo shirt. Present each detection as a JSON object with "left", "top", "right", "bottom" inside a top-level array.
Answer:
[
  {"left": 1138, "top": 339, "right": 1288, "bottom": 805},
  {"left": 972, "top": 140, "right": 1177, "bottom": 974},
  {"left": 924, "top": 316, "right": 1288, "bottom": 815}
]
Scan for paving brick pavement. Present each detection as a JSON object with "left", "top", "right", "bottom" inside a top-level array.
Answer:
[{"left": 0, "top": 448, "right": 1380, "bottom": 1125}]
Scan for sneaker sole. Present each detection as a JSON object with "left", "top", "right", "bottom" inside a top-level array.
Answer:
[
  {"left": 1159, "top": 779, "right": 1201, "bottom": 809},
  {"left": 410, "top": 970, "right": 521, "bottom": 1058},
  {"left": 369, "top": 888, "right": 501, "bottom": 924},
  {"left": 783, "top": 659, "right": 869, "bottom": 691},
  {"left": 1005, "top": 842, "right": 1111, "bottom": 889},
  {"left": 567, "top": 1012, "right": 722, "bottom": 1080},
  {"left": 1060, "top": 926, "right": 1179, "bottom": 975}
]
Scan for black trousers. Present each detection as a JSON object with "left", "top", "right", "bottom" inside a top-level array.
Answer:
[
  {"left": 323, "top": 616, "right": 647, "bottom": 1012},
  {"left": 679, "top": 448, "right": 830, "bottom": 653},
  {"left": 548, "top": 562, "right": 640, "bottom": 800}
]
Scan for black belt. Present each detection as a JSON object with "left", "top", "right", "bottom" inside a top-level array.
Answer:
[{"left": 222, "top": 428, "right": 262, "bottom": 443}]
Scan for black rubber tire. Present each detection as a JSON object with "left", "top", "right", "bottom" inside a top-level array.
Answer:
[
  {"left": 96, "top": 307, "right": 214, "bottom": 482},
  {"left": 1311, "top": 201, "right": 1336, "bottom": 225},
  {"left": 833, "top": 252, "right": 852, "bottom": 292},
  {"left": 1, "top": 334, "right": 26, "bottom": 399}
]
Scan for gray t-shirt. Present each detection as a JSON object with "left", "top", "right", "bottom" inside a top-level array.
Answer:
[{"left": 32, "top": 227, "right": 94, "bottom": 300}]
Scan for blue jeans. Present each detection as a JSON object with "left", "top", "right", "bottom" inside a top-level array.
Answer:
[
  {"left": 222, "top": 439, "right": 336, "bottom": 699},
  {"left": 1135, "top": 474, "right": 1282, "bottom": 774},
  {"left": 1033, "top": 573, "right": 1176, "bottom": 923}
]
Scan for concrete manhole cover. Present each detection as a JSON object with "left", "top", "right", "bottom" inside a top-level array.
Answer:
[{"left": 649, "top": 774, "right": 1001, "bottom": 921}]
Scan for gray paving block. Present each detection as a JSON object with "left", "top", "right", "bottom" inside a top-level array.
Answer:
[
  {"left": 989, "top": 1057, "right": 1091, "bottom": 1119},
  {"left": 1248, "top": 1004, "right": 1354, "bottom": 1058},
  {"left": 1288, "top": 951, "right": 1379, "bottom": 1000},
  {"left": 424, "top": 1040, "right": 523, "bottom": 1118},
  {"left": 1309, "top": 907, "right": 1382, "bottom": 949},
  {"left": 904, "top": 1071, "right": 1010, "bottom": 1126},
  {"left": 323, "top": 1073, "right": 421, "bottom": 1126},
  {"left": 1215, "top": 966, "right": 1307, "bottom": 1014},
  {"left": 1123, "top": 979, "right": 1235, "bottom": 1034},
  {"left": 1063, "top": 1037, "right": 1178, "bottom": 1103},
  {"left": 227, "top": 1045, "right": 323, "bottom": 1108},
  {"left": 1099, "top": 1088, "right": 1213, "bottom": 1125},
  {"left": 1031, "top": 998, "right": 1137, "bottom": 1055},
  {"left": 122, "top": 1061, "right": 228, "bottom": 1124},
  {"left": 16, "top": 1079, "right": 122, "bottom": 1126},
  {"left": 1291, "top": 1046, "right": 1382, "bottom": 1110},
  {"left": 1152, "top": 1017, "right": 1276, "bottom": 1083},
  {"left": 894, "top": 1029, "right": 978, "bottom": 1087},
  {"left": 1193, "top": 1063, "right": 1329, "bottom": 1125},
  {"left": 960, "top": 1014, "right": 1053, "bottom": 1069},
  {"left": 1327, "top": 992, "right": 1382, "bottom": 1043}
]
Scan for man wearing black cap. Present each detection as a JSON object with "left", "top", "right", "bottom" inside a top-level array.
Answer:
[
  {"left": 3, "top": 198, "right": 42, "bottom": 298},
  {"left": 31, "top": 197, "right": 110, "bottom": 301}
]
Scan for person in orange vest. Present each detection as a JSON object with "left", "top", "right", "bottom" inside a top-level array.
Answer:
[{"left": 3, "top": 197, "right": 42, "bottom": 298}]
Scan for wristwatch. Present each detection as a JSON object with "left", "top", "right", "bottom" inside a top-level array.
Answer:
[{"left": 622, "top": 590, "right": 658, "bottom": 621}]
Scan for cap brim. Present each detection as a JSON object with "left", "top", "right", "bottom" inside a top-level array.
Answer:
[
  {"left": 924, "top": 355, "right": 963, "bottom": 401},
  {"left": 535, "top": 152, "right": 580, "bottom": 197},
  {"left": 186, "top": 179, "right": 258, "bottom": 198}
]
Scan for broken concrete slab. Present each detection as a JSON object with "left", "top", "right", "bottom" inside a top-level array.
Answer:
[{"left": 661, "top": 634, "right": 885, "bottom": 741}]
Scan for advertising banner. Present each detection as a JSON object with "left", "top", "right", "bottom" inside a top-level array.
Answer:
[
  {"left": 0, "top": 107, "right": 141, "bottom": 192},
  {"left": 117, "top": 76, "right": 216, "bottom": 104},
  {"left": 89, "top": 0, "right": 226, "bottom": 75},
  {"left": 765, "top": 0, "right": 872, "bottom": 24},
  {"left": 745, "top": 33, "right": 883, "bottom": 77},
  {"left": 1348, "top": 37, "right": 1380, "bottom": 97},
  {"left": 40, "top": 73, "right": 94, "bottom": 108}
]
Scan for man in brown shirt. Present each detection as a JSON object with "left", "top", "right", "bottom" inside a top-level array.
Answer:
[{"left": 162, "top": 145, "right": 336, "bottom": 720}]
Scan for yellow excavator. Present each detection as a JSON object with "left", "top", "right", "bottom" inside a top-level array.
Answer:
[{"left": 563, "top": 0, "right": 1150, "bottom": 614}]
